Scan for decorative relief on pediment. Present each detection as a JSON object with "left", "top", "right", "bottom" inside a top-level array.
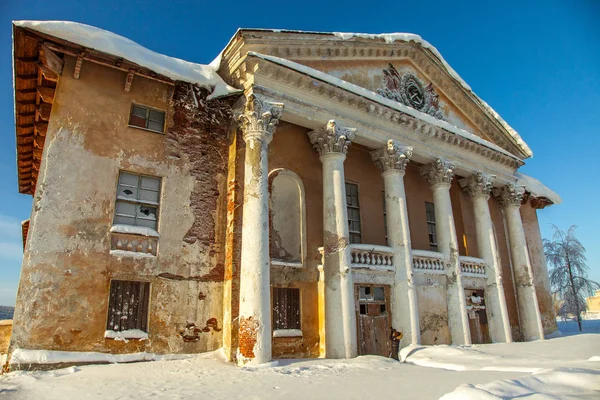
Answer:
[{"left": 377, "top": 63, "right": 445, "bottom": 121}]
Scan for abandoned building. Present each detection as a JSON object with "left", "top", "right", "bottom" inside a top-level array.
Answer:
[{"left": 8, "top": 21, "right": 561, "bottom": 367}]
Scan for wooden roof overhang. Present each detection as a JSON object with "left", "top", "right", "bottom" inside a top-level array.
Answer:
[{"left": 12, "top": 25, "right": 177, "bottom": 196}]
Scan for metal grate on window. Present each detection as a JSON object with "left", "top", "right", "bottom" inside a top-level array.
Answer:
[
  {"left": 425, "top": 201, "right": 438, "bottom": 251},
  {"left": 272, "top": 287, "right": 301, "bottom": 330},
  {"left": 346, "top": 182, "right": 362, "bottom": 244},
  {"left": 128, "top": 104, "right": 165, "bottom": 133},
  {"left": 106, "top": 280, "right": 150, "bottom": 332},
  {"left": 114, "top": 171, "right": 161, "bottom": 230}
]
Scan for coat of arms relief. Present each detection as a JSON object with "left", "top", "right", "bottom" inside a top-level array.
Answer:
[{"left": 377, "top": 63, "right": 446, "bottom": 121}]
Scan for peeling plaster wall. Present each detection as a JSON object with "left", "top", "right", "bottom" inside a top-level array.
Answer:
[
  {"left": 268, "top": 122, "right": 322, "bottom": 358},
  {"left": 414, "top": 274, "right": 451, "bottom": 345},
  {"left": 10, "top": 57, "right": 229, "bottom": 356},
  {"left": 521, "top": 203, "right": 557, "bottom": 334}
]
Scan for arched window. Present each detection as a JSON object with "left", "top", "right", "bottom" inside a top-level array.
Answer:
[{"left": 268, "top": 169, "right": 306, "bottom": 267}]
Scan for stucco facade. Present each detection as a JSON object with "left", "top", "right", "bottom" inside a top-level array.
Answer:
[{"left": 8, "top": 22, "right": 560, "bottom": 368}]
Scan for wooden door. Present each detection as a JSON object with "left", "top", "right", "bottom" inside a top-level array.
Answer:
[
  {"left": 355, "top": 285, "right": 391, "bottom": 357},
  {"left": 465, "top": 288, "right": 491, "bottom": 344}
]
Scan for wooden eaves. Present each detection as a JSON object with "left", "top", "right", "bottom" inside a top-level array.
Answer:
[{"left": 12, "top": 25, "right": 176, "bottom": 195}]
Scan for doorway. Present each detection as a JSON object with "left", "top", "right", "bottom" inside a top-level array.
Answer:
[
  {"left": 355, "top": 284, "right": 391, "bottom": 357},
  {"left": 465, "top": 288, "right": 490, "bottom": 344}
]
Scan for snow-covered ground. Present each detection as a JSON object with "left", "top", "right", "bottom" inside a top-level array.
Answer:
[{"left": 1, "top": 334, "right": 598, "bottom": 399}]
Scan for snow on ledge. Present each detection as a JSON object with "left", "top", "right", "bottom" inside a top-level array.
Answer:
[
  {"left": 248, "top": 52, "right": 521, "bottom": 162},
  {"left": 104, "top": 329, "right": 149, "bottom": 341},
  {"left": 13, "top": 20, "right": 240, "bottom": 99},
  {"left": 9, "top": 349, "right": 194, "bottom": 365},
  {"left": 273, "top": 329, "right": 303, "bottom": 338},
  {"left": 271, "top": 260, "right": 303, "bottom": 268},
  {"left": 110, "top": 224, "right": 159, "bottom": 237},
  {"left": 516, "top": 172, "right": 562, "bottom": 205}
]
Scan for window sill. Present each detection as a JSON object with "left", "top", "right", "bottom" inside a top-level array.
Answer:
[
  {"left": 127, "top": 124, "right": 164, "bottom": 135},
  {"left": 110, "top": 249, "right": 156, "bottom": 259},
  {"left": 273, "top": 329, "right": 303, "bottom": 338},
  {"left": 111, "top": 224, "right": 159, "bottom": 238},
  {"left": 104, "top": 329, "right": 149, "bottom": 341},
  {"left": 271, "top": 260, "right": 303, "bottom": 268}
]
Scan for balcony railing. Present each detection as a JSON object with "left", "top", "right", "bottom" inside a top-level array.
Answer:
[
  {"left": 459, "top": 256, "right": 487, "bottom": 277},
  {"left": 349, "top": 244, "right": 394, "bottom": 271},
  {"left": 412, "top": 249, "right": 445, "bottom": 274}
]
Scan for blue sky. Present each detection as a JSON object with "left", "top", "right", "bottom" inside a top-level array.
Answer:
[{"left": 0, "top": 1, "right": 599, "bottom": 306}]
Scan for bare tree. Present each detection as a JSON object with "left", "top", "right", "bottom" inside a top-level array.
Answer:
[{"left": 544, "top": 225, "right": 599, "bottom": 331}]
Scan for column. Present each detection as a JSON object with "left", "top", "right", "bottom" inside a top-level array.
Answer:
[
  {"left": 371, "top": 140, "right": 420, "bottom": 347},
  {"left": 236, "top": 93, "right": 284, "bottom": 364},
  {"left": 420, "top": 158, "right": 471, "bottom": 345},
  {"left": 459, "top": 172, "right": 512, "bottom": 343},
  {"left": 308, "top": 120, "right": 357, "bottom": 359},
  {"left": 493, "top": 184, "right": 545, "bottom": 341}
]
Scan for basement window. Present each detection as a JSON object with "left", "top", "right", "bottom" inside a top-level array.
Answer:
[
  {"left": 272, "top": 287, "right": 301, "bottom": 333},
  {"left": 113, "top": 171, "right": 161, "bottom": 232},
  {"left": 106, "top": 280, "right": 150, "bottom": 336},
  {"left": 128, "top": 104, "right": 165, "bottom": 133}
]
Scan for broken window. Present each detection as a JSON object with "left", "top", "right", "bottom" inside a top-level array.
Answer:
[
  {"left": 425, "top": 201, "right": 438, "bottom": 251},
  {"left": 114, "top": 171, "right": 161, "bottom": 230},
  {"left": 128, "top": 104, "right": 165, "bottom": 133},
  {"left": 272, "top": 287, "right": 301, "bottom": 330},
  {"left": 346, "top": 182, "right": 362, "bottom": 244},
  {"left": 106, "top": 280, "right": 150, "bottom": 333}
]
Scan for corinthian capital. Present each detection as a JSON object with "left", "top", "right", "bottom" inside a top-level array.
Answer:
[
  {"left": 371, "top": 140, "right": 413, "bottom": 173},
  {"left": 493, "top": 183, "right": 525, "bottom": 208},
  {"left": 236, "top": 94, "right": 284, "bottom": 144},
  {"left": 420, "top": 158, "right": 456, "bottom": 187},
  {"left": 308, "top": 120, "right": 356, "bottom": 157},
  {"left": 459, "top": 172, "right": 495, "bottom": 198}
]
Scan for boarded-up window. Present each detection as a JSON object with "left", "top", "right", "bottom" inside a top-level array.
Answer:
[
  {"left": 269, "top": 169, "right": 305, "bottom": 264},
  {"left": 346, "top": 182, "right": 362, "bottom": 244},
  {"left": 106, "top": 280, "right": 150, "bottom": 332},
  {"left": 114, "top": 171, "right": 161, "bottom": 230},
  {"left": 128, "top": 104, "right": 165, "bottom": 133},
  {"left": 425, "top": 201, "right": 438, "bottom": 251},
  {"left": 272, "top": 287, "right": 301, "bottom": 330}
]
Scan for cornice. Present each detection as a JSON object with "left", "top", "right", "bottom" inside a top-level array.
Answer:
[
  {"left": 219, "top": 37, "right": 529, "bottom": 159},
  {"left": 236, "top": 55, "right": 522, "bottom": 171}
]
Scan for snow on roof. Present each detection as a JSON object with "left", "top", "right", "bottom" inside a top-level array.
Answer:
[
  {"left": 516, "top": 172, "right": 561, "bottom": 205},
  {"left": 13, "top": 20, "right": 239, "bottom": 99},
  {"left": 234, "top": 29, "right": 533, "bottom": 158},
  {"left": 249, "top": 52, "right": 521, "bottom": 161}
]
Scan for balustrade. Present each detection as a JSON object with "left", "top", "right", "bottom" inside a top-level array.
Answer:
[
  {"left": 459, "top": 256, "right": 487, "bottom": 277},
  {"left": 349, "top": 244, "right": 394, "bottom": 271},
  {"left": 412, "top": 249, "right": 445, "bottom": 273}
]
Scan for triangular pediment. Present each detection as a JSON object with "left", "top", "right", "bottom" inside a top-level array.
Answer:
[{"left": 219, "top": 29, "right": 532, "bottom": 160}]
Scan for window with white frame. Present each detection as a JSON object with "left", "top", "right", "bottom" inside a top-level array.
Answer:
[
  {"left": 114, "top": 171, "right": 161, "bottom": 231},
  {"left": 346, "top": 182, "right": 362, "bottom": 244},
  {"left": 425, "top": 201, "right": 438, "bottom": 251},
  {"left": 128, "top": 104, "right": 165, "bottom": 133}
]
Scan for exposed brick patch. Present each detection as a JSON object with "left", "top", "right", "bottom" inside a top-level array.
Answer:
[
  {"left": 238, "top": 316, "right": 259, "bottom": 359},
  {"left": 167, "top": 83, "right": 237, "bottom": 246}
]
